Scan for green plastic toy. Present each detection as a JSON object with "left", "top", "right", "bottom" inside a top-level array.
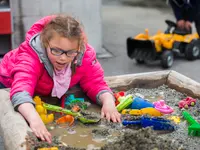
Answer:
[
  {"left": 43, "top": 103, "right": 100, "bottom": 124},
  {"left": 116, "top": 95, "right": 133, "bottom": 112},
  {"left": 182, "top": 111, "right": 200, "bottom": 136}
]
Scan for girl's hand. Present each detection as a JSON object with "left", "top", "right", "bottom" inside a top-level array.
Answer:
[
  {"left": 100, "top": 92, "right": 121, "bottom": 123},
  {"left": 18, "top": 103, "right": 52, "bottom": 143},
  {"left": 29, "top": 116, "right": 52, "bottom": 143}
]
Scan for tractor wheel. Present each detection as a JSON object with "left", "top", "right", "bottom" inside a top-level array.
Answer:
[
  {"left": 185, "top": 40, "right": 200, "bottom": 60},
  {"left": 161, "top": 51, "right": 174, "bottom": 68},
  {"left": 190, "top": 102, "right": 195, "bottom": 106},
  {"left": 184, "top": 104, "right": 189, "bottom": 109},
  {"left": 136, "top": 59, "right": 145, "bottom": 64}
]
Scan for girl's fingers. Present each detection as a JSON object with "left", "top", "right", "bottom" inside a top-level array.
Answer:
[
  {"left": 112, "top": 112, "right": 121, "bottom": 123},
  {"left": 32, "top": 129, "right": 40, "bottom": 138},
  {"left": 101, "top": 111, "right": 105, "bottom": 118},
  {"left": 38, "top": 132, "right": 45, "bottom": 141},
  {"left": 111, "top": 113, "right": 117, "bottom": 123},
  {"left": 116, "top": 113, "right": 121, "bottom": 122},
  {"left": 43, "top": 131, "right": 52, "bottom": 144},
  {"left": 106, "top": 113, "right": 111, "bottom": 122}
]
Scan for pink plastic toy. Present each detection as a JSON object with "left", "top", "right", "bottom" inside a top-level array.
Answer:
[
  {"left": 153, "top": 100, "right": 174, "bottom": 114},
  {"left": 178, "top": 97, "right": 196, "bottom": 109}
]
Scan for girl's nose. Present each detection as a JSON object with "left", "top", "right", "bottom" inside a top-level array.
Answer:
[{"left": 59, "top": 53, "right": 68, "bottom": 60}]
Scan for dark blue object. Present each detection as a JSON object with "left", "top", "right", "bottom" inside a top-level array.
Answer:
[
  {"left": 169, "top": 0, "right": 199, "bottom": 22},
  {"left": 122, "top": 116, "right": 175, "bottom": 131},
  {"left": 131, "top": 97, "right": 154, "bottom": 109}
]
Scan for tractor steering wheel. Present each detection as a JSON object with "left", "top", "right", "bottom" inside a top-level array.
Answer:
[
  {"left": 165, "top": 20, "right": 177, "bottom": 34},
  {"left": 165, "top": 20, "right": 177, "bottom": 28}
]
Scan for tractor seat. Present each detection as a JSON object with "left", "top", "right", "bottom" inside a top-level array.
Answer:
[{"left": 173, "top": 28, "right": 192, "bottom": 35}]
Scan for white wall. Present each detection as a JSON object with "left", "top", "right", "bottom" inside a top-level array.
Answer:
[{"left": 10, "top": 0, "right": 103, "bottom": 53}]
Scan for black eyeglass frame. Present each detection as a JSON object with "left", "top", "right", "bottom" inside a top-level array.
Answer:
[{"left": 50, "top": 48, "right": 80, "bottom": 57}]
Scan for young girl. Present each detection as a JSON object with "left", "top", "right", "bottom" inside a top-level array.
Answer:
[{"left": 0, "top": 15, "right": 121, "bottom": 143}]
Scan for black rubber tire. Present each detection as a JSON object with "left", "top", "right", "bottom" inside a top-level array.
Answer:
[
  {"left": 161, "top": 51, "right": 174, "bottom": 68},
  {"left": 185, "top": 40, "right": 200, "bottom": 60},
  {"left": 136, "top": 59, "right": 145, "bottom": 64}
]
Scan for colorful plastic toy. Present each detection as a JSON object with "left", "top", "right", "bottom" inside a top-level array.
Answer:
[
  {"left": 153, "top": 100, "right": 174, "bottom": 114},
  {"left": 33, "top": 96, "right": 54, "bottom": 124},
  {"left": 65, "top": 94, "right": 84, "bottom": 106},
  {"left": 182, "top": 111, "right": 200, "bottom": 136},
  {"left": 122, "top": 116, "right": 175, "bottom": 131},
  {"left": 178, "top": 97, "right": 196, "bottom": 109},
  {"left": 127, "top": 19, "right": 200, "bottom": 68},
  {"left": 71, "top": 105, "right": 80, "bottom": 112},
  {"left": 56, "top": 115, "right": 74, "bottom": 126},
  {"left": 43, "top": 103, "right": 100, "bottom": 124},
  {"left": 167, "top": 116, "right": 180, "bottom": 124},
  {"left": 114, "top": 91, "right": 125, "bottom": 106},
  {"left": 121, "top": 108, "right": 163, "bottom": 117},
  {"left": 116, "top": 95, "right": 133, "bottom": 112},
  {"left": 131, "top": 97, "right": 154, "bottom": 109}
]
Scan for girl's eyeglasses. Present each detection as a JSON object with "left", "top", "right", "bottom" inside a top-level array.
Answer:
[{"left": 50, "top": 48, "right": 79, "bottom": 57}]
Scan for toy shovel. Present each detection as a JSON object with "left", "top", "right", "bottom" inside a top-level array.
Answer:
[
  {"left": 122, "top": 116, "right": 175, "bottom": 131},
  {"left": 182, "top": 111, "right": 200, "bottom": 136},
  {"left": 43, "top": 103, "right": 100, "bottom": 124}
]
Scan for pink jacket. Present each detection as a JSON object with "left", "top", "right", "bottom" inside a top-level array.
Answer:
[{"left": 0, "top": 16, "right": 111, "bottom": 108}]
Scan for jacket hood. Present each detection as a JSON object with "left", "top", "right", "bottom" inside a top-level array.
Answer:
[
  {"left": 29, "top": 33, "right": 54, "bottom": 77},
  {"left": 25, "top": 16, "right": 53, "bottom": 43}
]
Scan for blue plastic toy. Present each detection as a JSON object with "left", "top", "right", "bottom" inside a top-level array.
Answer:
[
  {"left": 65, "top": 94, "right": 84, "bottom": 106},
  {"left": 122, "top": 116, "right": 175, "bottom": 131},
  {"left": 131, "top": 97, "right": 154, "bottom": 109}
]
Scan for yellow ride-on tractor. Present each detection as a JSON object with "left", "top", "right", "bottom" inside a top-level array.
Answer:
[{"left": 127, "top": 20, "right": 200, "bottom": 68}]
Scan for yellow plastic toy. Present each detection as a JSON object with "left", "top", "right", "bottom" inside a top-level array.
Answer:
[
  {"left": 127, "top": 20, "right": 200, "bottom": 68},
  {"left": 121, "top": 108, "right": 163, "bottom": 117},
  {"left": 167, "top": 116, "right": 181, "bottom": 124},
  {"left": 33, "top": 96, "right": 54, "bottom": 124},
  {"left": 38, "top": 147, "right": 58, "bottom": 150}
]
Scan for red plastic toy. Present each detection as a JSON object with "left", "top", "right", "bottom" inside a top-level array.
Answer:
[
  {"left": 114, "top": 91, "right": 125, "bottom": 106},
  {"left": 178, "top": 97, "right": 196, "bottom": 109}
]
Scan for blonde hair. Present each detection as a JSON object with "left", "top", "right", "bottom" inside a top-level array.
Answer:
[{"left": 40, "top": 15, "right": 87, "bottom": 51}]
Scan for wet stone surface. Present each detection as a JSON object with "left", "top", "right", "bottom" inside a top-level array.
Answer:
[
  {"left": 101, "top": 127, "right": 185, "bottom": 150},
  {"left": 92, "top": 128, "right": 110, "bottom": 139}
]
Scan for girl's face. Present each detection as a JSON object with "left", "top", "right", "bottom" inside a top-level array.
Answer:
[{"left": 47, "top": 33, "right": 79, "bottom": 71}]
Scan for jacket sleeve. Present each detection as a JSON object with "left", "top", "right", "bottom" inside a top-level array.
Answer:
[
  {"left": 185, "top": 0, "right": 198, "bottom": 22},
  {"left": 169, "top": 0, "right": 184, "bottom": 21},
  {"left": 79, "top": 45, "right": 112, "bottom": 105},
  {"left": 10, "top": 50, "right": 42, "bottom": 110}
]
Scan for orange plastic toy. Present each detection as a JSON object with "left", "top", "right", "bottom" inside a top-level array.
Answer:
[
  {"left": 56, "top": 115, "right": 75, "bottom": 126},
  {"left": 114, "top": 91, "right": 125, "bottom": 106},
  {"left": 71, "top": 105, "right": 80, "bottom": 112}
]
